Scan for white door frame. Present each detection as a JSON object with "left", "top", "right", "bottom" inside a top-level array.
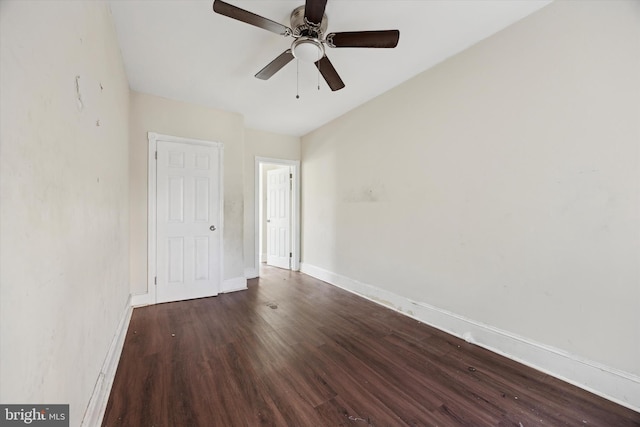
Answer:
[
  {"left": 255, "top": 157, "right": 300, "bottom": 273},
  {"left": 148, "top": 132, "right": 224, "bottom": 304}
]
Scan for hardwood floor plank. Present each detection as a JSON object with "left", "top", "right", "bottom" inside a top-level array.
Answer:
[
  {"left": 103, "top": 266, "right": 640, "bottom": 426},
  {"left": 315, "top": 339, "right": 444, "bottom": 425},
  {"left": 216, "top": 342, "right": 288, "bottom": 426},
  {"left": 258, "top": 366, "right": 329, "bottom": 426},
  {"left": 269, "top": 360, "right": 337, "bottom": 408},
  {"left": 293, "top": 342, "right": 412, "bottom": 426},
  {"left": 313, "top": 396, "right": 365, "bottom": 426}
]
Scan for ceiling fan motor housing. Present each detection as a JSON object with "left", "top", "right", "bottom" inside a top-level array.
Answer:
[{"left": 290, "top": 5, "right": 327, "bottom": 38}]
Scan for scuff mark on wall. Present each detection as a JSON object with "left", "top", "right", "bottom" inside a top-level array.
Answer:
[
  {"left": 342, "top": 182, "right": 386, "bottom": 203},
  {"left": 75, "top": 75, "right": 83, "bottom": 111},
  {"left": 225, "top": 199, "right": 243, "bottom": 215}
]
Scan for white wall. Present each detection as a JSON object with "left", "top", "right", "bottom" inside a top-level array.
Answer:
[
  {"left": 129, "top": 91, "right": 246, "bottom": 294},
  {"left": 301, "top": 0, "right": 640, "bottom": 407},
  {"left": 243, "top": 128, "right": 300, "bottom": 276},
  {"left": 0, "top": 2, "right": 130, "bottom": 425}
]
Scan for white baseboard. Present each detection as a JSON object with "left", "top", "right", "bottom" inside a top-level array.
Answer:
[
  {"left": 81, "top": 296, "right": 133, "bottom": 427},
  {"left": 222, "top": 276, "right": 248, "bottom": 293},
  {"left": 300, "top": 263, "right": 640, "bottom": 413},
  {"left": 130, "top": 277, "right": 249, "bottom": 305},
  {"left": 131, "top": 292, "right": 152, "bottom": 307},
  {"left": 244, "top": 267, "right": 259, "bottom": 279}
]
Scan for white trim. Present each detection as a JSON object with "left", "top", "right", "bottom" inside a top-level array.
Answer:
[
  {"left": 131, "top": 278, "right": 248, "bottom": 304},
  {"left": 300, "top": 262, "right": 640, "bottom": 413},
  {"left": 244, "top": 267, "right": 259, "bottom": 279},
  {"left": 130, "top": 293, "right": 152, "bottom": 307},
  {"left": 147, "top": 132, "right": 224, "bottom": 305},
  {"left": 147, "top": 134, "right": 158, "bottom": 305},
  {"left": 81, "top": 296, "right": 133, "bottom": 427},
  {"left": 254, "top": 157, "right": 301, "bottom": 274},
  {"left": 222, "top": 276, "right": 248, "bottom": 293}
]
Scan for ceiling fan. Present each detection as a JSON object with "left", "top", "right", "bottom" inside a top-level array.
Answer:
[{"left": 212, "top": 0, "right": 400, "bottom": 91}]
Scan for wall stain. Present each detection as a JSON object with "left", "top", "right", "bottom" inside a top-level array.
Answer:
[{"left": 342, "top": 183, "right": 386, "bottom": 203}]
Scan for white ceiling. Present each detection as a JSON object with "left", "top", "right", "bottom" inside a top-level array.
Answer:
[{"left": 109, "top": 0, "right": 551, "bottom": 136}]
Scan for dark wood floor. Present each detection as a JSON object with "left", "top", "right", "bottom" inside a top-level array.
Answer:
[{"left": 103, "top": 266, "right": 640, "bottom": 426}]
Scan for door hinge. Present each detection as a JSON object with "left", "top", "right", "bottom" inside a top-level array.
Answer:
[
  {"left": 155, "top": 151, "right": 157, "bottom": 160},
  {"left": 154, "top": 276, "right": 157, "bottom": 285},
  {"left": 290, "top": 252, "right": 292, "bottom": 258},
  {"left": 290, "top": 173, "right": 292, "bottom": 179}
]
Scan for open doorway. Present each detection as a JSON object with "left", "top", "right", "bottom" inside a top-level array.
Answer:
[{"left": 255, "top": 157, "right": 300, "bottom": 273}]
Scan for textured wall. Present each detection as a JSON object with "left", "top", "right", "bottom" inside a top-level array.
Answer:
[{"left": 0, "top": 2, "right": 130, "bottom": 425}]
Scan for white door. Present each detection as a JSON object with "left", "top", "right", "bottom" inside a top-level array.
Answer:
[
  {"left": 266, "top": 167, "right": 291, "bottom": 269},
  {"left": 156, "top": 140, "right": 222, "bottom": 303}
]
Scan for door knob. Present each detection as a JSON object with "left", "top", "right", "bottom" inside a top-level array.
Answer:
[{"left": 209, "top": 225, "right": 216, "bottom": 231}]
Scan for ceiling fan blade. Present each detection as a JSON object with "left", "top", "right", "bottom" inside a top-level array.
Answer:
[
  {"left": 314, "top": 55, "right": 345, "bottom": 91},
  {"left": 326, "top": 30, "right": 400, "bottom": 48},
  {"left": 255, "top": 50, "right": 295, "bottom": 80},
  {"left": 304, "top": 0, "right": 328, "bottom": 26},
  {"left": 213, "top": 0, "right": 291, "bottom": 36}
]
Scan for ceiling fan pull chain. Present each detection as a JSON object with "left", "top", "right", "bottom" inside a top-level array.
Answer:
[
  {"left": 296, "top": 58, "right": 300, "bottom": 99},
  {"left": 317, "top": 51, "right": 321, "bottom": 91}
]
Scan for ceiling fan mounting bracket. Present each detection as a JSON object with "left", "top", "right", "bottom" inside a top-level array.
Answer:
[{"left": 325, "top": 33, "right": 336, "bottom": 48}]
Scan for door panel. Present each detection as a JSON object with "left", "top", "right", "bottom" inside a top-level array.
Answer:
[
  {"left": 156, "top": 140, "right": 221, "bottom": 303},
  {"left": 266, "top": 167, "right": 291, "bottom": 269}
]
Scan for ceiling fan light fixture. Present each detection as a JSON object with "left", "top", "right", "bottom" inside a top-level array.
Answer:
[{"left": 292, "top": 38, "right": 324, "bottom": 62}]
